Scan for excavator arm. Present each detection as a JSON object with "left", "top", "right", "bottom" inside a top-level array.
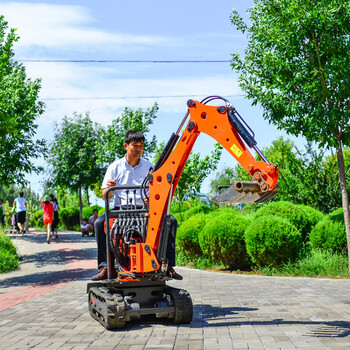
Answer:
[{"left": 146, "top": 98, "right": 279, "bottom": 249}]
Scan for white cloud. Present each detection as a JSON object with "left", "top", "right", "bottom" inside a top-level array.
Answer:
[
  {"left": 36, "top": 68, "right": 242, "bottom": 125},
  {"left": 2, "top": 2, "right": 166, "bottom": 49}
]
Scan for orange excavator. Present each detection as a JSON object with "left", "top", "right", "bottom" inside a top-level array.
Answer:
[{"left": 87, "top": 96, "right": 279, "bottom": 329}]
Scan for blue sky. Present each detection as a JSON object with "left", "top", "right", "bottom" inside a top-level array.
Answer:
[{"left": 2, "top": 1, "right": 305, "bottom": 199}]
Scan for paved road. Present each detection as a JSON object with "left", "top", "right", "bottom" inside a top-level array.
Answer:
[{"left": 1, "top": 229, "right": 350, "bottom": 350}]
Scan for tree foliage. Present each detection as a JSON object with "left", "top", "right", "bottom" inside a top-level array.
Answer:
[
  {"left": 153, "top": 141, "right": 223, "bottom": 202},
  {"left": 47, "top": 113, "right": 105, "bottom": 220},
  {"left": 176, "top": 143, "right": 223, "bottom": 201},
  {"left": 231, "top": 1, "right": 350, "bottom": 266},
  {"left": 262, "top": 137, "right": 342, "bottom": 213},
  {"left": 0, "top": 184, "right": 41, "bottom": 208},
  {"left": 0, "top": 16, "right": 46, "bottom": 185},
  {"left": 88, "top": 103, "right": 159, "bottom": 198},
  {"left": 100, "top": 103, "right": 158, "bottom": 164},
  {"left": 231, "top": 1, "right": 350, "bottom": 148},
  {"left": 208, "top": 166, "right": 236, "bottom": 197}
]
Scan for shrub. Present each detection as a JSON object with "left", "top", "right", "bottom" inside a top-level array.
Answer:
[
  {"left": 82, "top": 205, "right": 103, "bottom": 220},
  {"left": 176, "top": 213, "right": 207, "bottom": 261},
  {"left": 59, "top": 207, "right": 80, "bottom": 230},
  {"left": 170, "top": 200, "right": 192, "bottom": 215},
  {"left": 0, "top": 229, "right": 19, "bottom": 273},
  {"left": 199, "top": 210, "right": 250, "bottom": 269},
  {"left": 245, "top": 215, "right": 302, "bottom": 267},
  {"left": 254, "top": 201, "right": 309, "bottom": 241},
  {"left": 298, "top": 205, "right": 325, "bottom": 236},
  {"left": 309, "top": 208, "right": 347, "bottom": 253},
  {"left": 172, "top": 212, "right": 182, "bottom": 227},
  {"left": 98, "top": 208, "right": 105, "bottom": 216},
  {"left": 32, "top": 209, "right": 44, "bottom": 227},
  {"left": 183, "top": 204, "right": 213, "bottom": 221}
]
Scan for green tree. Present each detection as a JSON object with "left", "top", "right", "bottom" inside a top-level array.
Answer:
[
  {"left": 153, "top": 142, "right": 223, "bottom": 202},
  {"left": 101, "top": 104, "right": 158, "bottom": 163},
  {"left": 47, "top": 113, "right": 105, "bottom": 222},
  {"left": 0, "top": 184, "right": 41, "bottom": 208},
  {"left": 91, "top": 104, "right": 159, "bottom": 198},
  {"left": 0, "top": 16, "right": 46, "bottom": 185},
  {"left": 231, "top": 1, "right": 350, "bottom": 267},
  {"left": 208, "top": 167, "right": 236, "bottom": 197}
]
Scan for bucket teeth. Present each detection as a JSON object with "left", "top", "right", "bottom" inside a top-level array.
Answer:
[{"left": 211, "top": 182, "right": 279, "bottom": 204}]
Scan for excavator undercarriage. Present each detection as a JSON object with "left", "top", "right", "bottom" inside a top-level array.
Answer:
[
  {"left": 87, "top": 96, "right": 279, "bottom": 329},
  {"left": 88, "top": 279, "right": 192, "bottom": 329}
]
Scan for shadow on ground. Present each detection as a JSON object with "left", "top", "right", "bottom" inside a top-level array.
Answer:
[{"left": 87, "top": 303, "right": 350, "bottom": 339}]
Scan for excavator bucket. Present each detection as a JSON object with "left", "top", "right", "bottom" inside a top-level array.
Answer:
[{"left": 211, "top": 181, "right": 280, "bottom": 204}]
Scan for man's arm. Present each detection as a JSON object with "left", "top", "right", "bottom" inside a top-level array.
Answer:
[{"left": 102, "top": 180, "right": 117, "bottom": 200}]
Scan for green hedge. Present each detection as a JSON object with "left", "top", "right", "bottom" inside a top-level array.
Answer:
[
  {"left": 253, "top": 201, "right": 310, "bottom": 242},
  {"left": 176, "top": 213, "right": 207, "bottom": 261},
  {"left": 59, "top": 207, "right": 80, "bottom": 230},
  {"left": 182, "top": 204, "right": 213, "bottom": 221},
  {"left": 0, "top": 229, "right": 19, "bottom": 273},
  {"left": 34, "top": 206, "right": 104, "bottom": 230},
  {"left": 170, "top": 200, "right": 193, "bottom": 214},
  {"left": 199, "top": 210, "right": 251, "bottom": 269},
  {"left": 32, "top": 209, "right": 44, "bottom": 227},
  {"left": 309, "top": 208, "right": 347, "bottom": 253},
  {"left": 82, "top": 205, "right": 103, "bottom": 220},
  {"left": 245, "top": 215, "right": 302, "bottom": 267},
  {"left": 298, "top": 205, "right": 325, "bottom": 235}
]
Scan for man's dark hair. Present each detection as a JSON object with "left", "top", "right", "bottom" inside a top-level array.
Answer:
[
  {"left": 124, "top": 130, "right": 145, "bottom": 144},
  {"left": 92, "top": 209, "right": 98, "bottom": 213},
  {"left": 19, "top": 192, "right": 24, "bottom": 197}
]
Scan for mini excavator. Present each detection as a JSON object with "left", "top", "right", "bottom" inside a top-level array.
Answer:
[{"left": 87, "top": 96, "right": 279, "bottom": 329}]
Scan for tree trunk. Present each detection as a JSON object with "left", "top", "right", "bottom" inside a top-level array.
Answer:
[
  {"left": 78, "top": 187, "right": 83, "bottom": 225},
  {"left": 86, "top": 187, "right": 90, "bottom": 206},
  {"left": 336, "top": 142, "right": 350, "bottom": 272}
]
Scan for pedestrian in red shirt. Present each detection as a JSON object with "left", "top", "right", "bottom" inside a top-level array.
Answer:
[{"left": 42, "top": 196, "right": 54, "bottom": 244}]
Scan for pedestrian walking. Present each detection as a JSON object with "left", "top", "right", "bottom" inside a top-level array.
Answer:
[
  {"left": 49, "top": 194, "right": 60, "bottom": 239},
  {"left": 42, "top": 195, "right": 54, "bottom": 243},
  {"left": 13, "top": 192, "right": 27, "bottom": 234}
]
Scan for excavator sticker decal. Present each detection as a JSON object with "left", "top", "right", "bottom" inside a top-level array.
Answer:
[{"left": 230, "top": 144, "right": 243, "bottom": 157}]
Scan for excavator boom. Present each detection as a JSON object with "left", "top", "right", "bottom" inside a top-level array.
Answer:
[{"left": 146, "top": 97, "right": 279, "bottom": 249}]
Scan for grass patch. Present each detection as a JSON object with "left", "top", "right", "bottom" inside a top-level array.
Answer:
[
  {"left": 0, "top": 227, "right": 19, "bottom": 273},
  {"left": 256, "top": 249, "right": 349, "bottom": 278},
  {"left": 180, "top": 248, "right": 350, "bottom": 279},
  {"left": 177, "top": 251, "right": 224, "bottom": 270}
]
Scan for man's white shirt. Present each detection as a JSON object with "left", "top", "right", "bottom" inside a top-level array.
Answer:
[{"left": 102, "top": 156, "right": 153, "bottom": 207}]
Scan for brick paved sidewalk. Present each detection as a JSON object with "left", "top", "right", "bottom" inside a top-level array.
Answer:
[
  {"left": 1, "top": 229, "right": 350, "bottom": 349},
  {"left": 0, "top": 229, "right": 97, "bottom": 311}
]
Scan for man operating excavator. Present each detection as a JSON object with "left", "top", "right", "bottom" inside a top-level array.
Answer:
[
  {"left": 91, "top": 130, "right": 182, "bottom": 281},
  {"left": 87, "top": 97, "right": 280, "bottom": 329}
]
